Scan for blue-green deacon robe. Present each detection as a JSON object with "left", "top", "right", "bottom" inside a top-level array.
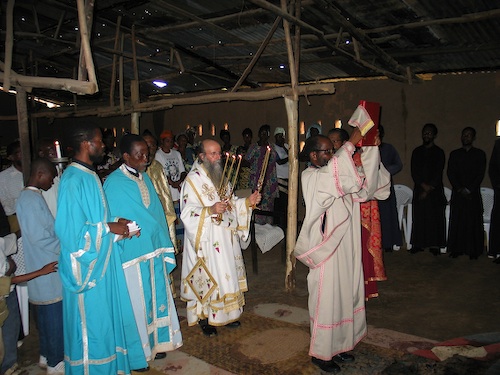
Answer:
[
  {"left": 55, "top": 162, "right": 147, "bottom": 375},
  {"left": 104, "top": 165, "right": 182, "bottom": 361}
]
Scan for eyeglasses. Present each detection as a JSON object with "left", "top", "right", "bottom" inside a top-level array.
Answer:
[
  {"left": 204, "top": 152, "right": 222, "bottom": 157},
  {"left": 313, "top": 149, "right": 334, "bottom": 155}
]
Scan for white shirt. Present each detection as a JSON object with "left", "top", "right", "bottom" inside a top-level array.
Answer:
[
  {"left": 274, "top": 143, "right": 289, "bottom": 180},
  {"left": 0, "top": 165, "right": 24, "bottom": 215},
  {"left": 155, "top": 148, "right": 185, "bottom": 201}
]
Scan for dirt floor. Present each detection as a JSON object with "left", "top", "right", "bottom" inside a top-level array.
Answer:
[
  {"left": 242, "top": 244, "right": 500, "bottom": 342},
  {"left": 16, "top": 240, "right": 500, "bottom": 374}
]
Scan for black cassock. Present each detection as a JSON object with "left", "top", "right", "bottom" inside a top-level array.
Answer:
[
  {"left": 447, "top": 146, "right": 486, "bottom": 257},
  {"left": 411, "top": 144, "right": 447, "bottom": 248}
]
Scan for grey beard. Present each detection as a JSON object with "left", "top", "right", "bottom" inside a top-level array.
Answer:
[{"left": 203, "top": 159, "right": 223, "bottom": 188}]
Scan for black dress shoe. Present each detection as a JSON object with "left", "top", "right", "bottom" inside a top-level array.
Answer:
[
  {"left": 333, "top": 352, "right": 355, "bottom": 363},
  {"left": 225, "top": 321, "right": 241, "bottom": 328},
  {"left": 154, "top": 352, "right": 167, "bottom": 360},
  {"left": 199, "top": 320, "right": 218, "bottom": 337},
  {"left": 133, "top": 366, "right": 150, "bottom": 372},
  {"left": 409, "top": 247, "right": 422, "bottom": 254},
  {"left": 311, "top": 357, "right": 341, "bottom": 373},
  {"left": 430, "top": 248, "right": 439, "bottom": 256}
]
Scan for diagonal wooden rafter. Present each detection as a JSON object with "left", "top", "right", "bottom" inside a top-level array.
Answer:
[
  {"left": 247, "top": 0, "right": 419, "bottom": 82},
  {"left": 231, "top": 16, "right": 282, "bottom": 92},
  {"left": 151, "top": 0, "right": 250, "bottom": 45},
  {"left": 313, "top": 0, "right": 418, "bottom": 81}
]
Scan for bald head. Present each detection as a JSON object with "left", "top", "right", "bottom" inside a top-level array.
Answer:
[{"left": 199, "top": 139, "right": 221, "bottom": 160}]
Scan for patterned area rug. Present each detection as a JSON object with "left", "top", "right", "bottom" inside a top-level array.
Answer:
[{"left": 173, "top": 311, "right": 497, "bottom": 375}]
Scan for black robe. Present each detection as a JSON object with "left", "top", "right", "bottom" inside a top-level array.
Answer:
[
  {"left": 379, "top": 142, "right": 403, "bottom": 249},
  {"left": 488, "top": 139, "right": 500, "bottom": 256},
  {"left": 410, "top": 144, "right": 447, "bottom": 248},
  {"left": 447, "top": 146, "right": 486, "bottom": 257}
]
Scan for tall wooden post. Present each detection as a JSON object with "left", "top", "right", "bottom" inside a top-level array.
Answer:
[
  {"left": 131, "top": 80, "right": 140, "bottom": 134},
  {"left": 16, "top": 87, "right": 31, "bottom": 184},
  {"left": 281, "top": 0, "right": 299, "bottom": 291},
  {"left": 284, "top": 96, "right": 298, "bottom": 291}
]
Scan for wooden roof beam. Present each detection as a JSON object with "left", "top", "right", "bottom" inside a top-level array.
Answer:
[
  {"left": 247, "top": 0, "right": 414, "bottom": 82},
  {"left": 312, "top": 0, "right": 419, "bottom": 82},
  {"left": 231, "top": 16, "right": 282, "bottom": 92},
  {"left": 152, "top": 0, "right": 250, "bottom": 45}
]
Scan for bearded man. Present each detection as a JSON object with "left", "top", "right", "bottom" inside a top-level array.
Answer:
[{"left": 180, "top": 139, "right": 260, "bottom": 337}]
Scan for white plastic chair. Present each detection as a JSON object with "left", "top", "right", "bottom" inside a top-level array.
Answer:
[
  {"left": 481, "top": 187, "right": 494, "bottom": 251},
  {"left": 394, "top": 184, "right": 413, "bottom": 250},
  {"left": 442, "top": 187, "right": 452, "bottom": 253}
]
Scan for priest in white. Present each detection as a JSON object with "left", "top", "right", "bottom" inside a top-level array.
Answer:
[
  {"left": 180, "top": 139, "right": 260, "bottom": 337},
  {"left": 295, "top": 128, "right": 390, "bottom": 373}
]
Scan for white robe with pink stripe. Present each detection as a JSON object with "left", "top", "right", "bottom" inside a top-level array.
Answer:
[{"left": 295, "top": 142, "right": 390, "bottom": 360}]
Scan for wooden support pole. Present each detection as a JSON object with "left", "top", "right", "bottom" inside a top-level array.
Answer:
[
  {"left": 110, "top": 16, "right": 122, "bottom": 106},
  {"left": 119, "top": 32, "right": 125, "bottom": 113},
  {"left": 284, "top": 96, "right": 298, "bottom": 292},
  {"left": 281, "top": 0, "right": 299, "bottom": 291},
  {"left": 16, "top": 87, "right": 31, "bottom": 184},
  {"left": 76, "top": 0, "right": 98, "bottom": 88},
  {"left": 293, "top": 0, "right": 301, "bottom": 83},
  {"left": 3, "top": 0, "right": 15, "bottom": 92},
  {"left": 131, "top": 25, "right": 139, "bottom": 83},
  {"left": 130, "top": 80, "right": 140, "bottom": 134}
]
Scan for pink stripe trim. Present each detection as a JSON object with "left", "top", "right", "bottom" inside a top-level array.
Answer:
[
  {"left": 309, "top": 263, "right": 324, "bottom": 347},
  {"left": 331, "top": 157, "right": 344, "bottom": 196}
]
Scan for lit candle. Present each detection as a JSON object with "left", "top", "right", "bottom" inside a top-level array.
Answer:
[
  {"left": 219, "top": 152, "right": 230, "bottom": 191},
  {"left": 230, "top": 155, "right": 242, "bottom": 193},
  {"left": 55, "top": 141, "right": 62, "bottom": 158}
]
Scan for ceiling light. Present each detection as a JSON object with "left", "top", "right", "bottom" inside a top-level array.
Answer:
[
  {"left": 153, "top": 80, "right": 167, "bottom": 88},
  {"left": 279, "top": 64, "right": 285, "bottom": 69}
]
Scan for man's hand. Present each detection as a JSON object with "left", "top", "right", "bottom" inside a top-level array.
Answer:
[
  {"left": 109, "top": 221, "right": 130, "bottom": 236},
  {"left": 210, "top": 201, "right": 228, "bottom": 215},
  {"left": 349, "top": 128, "right": 363, "bottom": 145},
  {"left": 372, "top": 132, "right": 382, "bottom": 146},
  {"left": 247, "top": 191, "right": 262, "bottom": 207}
]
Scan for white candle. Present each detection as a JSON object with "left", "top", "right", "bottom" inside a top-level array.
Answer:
[{"left": 55, "top": 141, "right": 62, "bottom": 158}]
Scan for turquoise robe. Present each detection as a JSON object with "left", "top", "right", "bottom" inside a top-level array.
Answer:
[
  {"left": 55, "top": 162, "right": 147, "bottom": 375},
  {"left": 104, "top": 165, "right": 182, "bottom": 360}
]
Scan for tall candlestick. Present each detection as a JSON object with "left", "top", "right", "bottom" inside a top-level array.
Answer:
[
  {"left": 257, "top": 146, "right": 271, "bottom": 192},
  {"left": 219, "top": 152, "right": 230, "bottom": 191},
  {"left": 55, "top": 141, "right": 62, "bottom": 158},
  {"left": 230, "top": 155, "right": 242, "bottom": 194}
]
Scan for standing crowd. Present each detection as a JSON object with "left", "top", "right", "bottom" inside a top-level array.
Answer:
[{"left": 0, "top": 115, "right": 497, "bottom": 375}]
